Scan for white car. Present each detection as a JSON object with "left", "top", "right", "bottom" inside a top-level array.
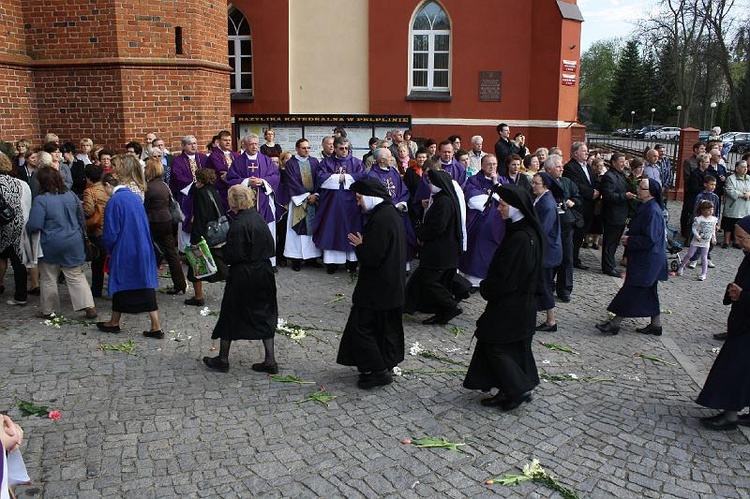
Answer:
[{"left": 645, "top": 127, "right": 681, "bottom": 140}]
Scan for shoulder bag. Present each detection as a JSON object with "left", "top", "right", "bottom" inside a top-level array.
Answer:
[{"left": 204, "top": 192, "right": 229, "bottom": 247}]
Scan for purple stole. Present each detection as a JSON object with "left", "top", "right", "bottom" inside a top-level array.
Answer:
[
  {"left": 284, "top": 156, "right": 320, "bottom": 235},
  {"left": 312, "top": 155, "right": 365, "bottom": 251},
  {"left": 226, "top": 152, "right": 280, "bottom": 224}
]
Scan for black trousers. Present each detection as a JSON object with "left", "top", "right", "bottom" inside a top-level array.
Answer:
[
  {"left": 572, "top": 207, "right": 593, "bottom": 265},
  {"left": 553, "top": 224, "right": 574, "bottom": 298},
  {"left": 0, "top": 245, "right": 27, "bottom": 302},
  {"left": 601, "top": 223, "right": 626, "bottom": 273},
  {"left": 89, "top": 234, "right": 107, "bottom": 297},
  {"left": 151, "top": 221, "right": 187, "bottom": 291}
]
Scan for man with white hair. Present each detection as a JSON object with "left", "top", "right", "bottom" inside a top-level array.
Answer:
[
  {"left": 227, "top": 134, "right": 281, "bottom": 267},
  {"left": 467, "top": 135, "right": 486, "bottom": 177}
]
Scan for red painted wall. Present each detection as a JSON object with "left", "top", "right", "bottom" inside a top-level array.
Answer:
[{"left": 228, "top": 0, "right": 290, "bottom": 115}]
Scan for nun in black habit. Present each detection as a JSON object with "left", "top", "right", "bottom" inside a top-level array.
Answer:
[
  {"left": 696, "top": 215, "right": 750, "bottom": 430},
  {"left": 337, "top": 179, "right": 407, "bottom": 389},
  {"left": 404, "top": 169, "right": 465, "bottom": 325},
  {"left": 463, "top": 184, "right": 544, "bottom": 411},
  {"left": 202, "top": 185, "right": 279, "bottom": 373}
]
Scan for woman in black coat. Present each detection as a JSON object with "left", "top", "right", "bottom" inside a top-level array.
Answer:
[
  {"left": 696, "top": 216, "right": 750, "bottom": 430},
  {"left": 203, "top": 185, "right": 278, "bottom": 373},
  {"left": 185, "top": 168, "right": 228, "bottom": 306},
  {"left": 463, "top": 184, "right": 543, "bottom": 411},
  {"left": 337, "top": 179, "right": 407, "bottom": 389}
]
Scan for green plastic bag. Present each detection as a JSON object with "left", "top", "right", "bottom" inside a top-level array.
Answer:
[{"left": 185, "top": 237, "right": 218, "bottom": 279}]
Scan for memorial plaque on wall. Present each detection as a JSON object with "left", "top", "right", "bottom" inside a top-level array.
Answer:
[{"left": 479, "top": 71, "right": 502, "bottom": 101}]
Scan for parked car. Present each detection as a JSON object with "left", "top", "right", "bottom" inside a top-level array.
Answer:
[
  {"left": 698, "top": 130, "right": 712, "bottom": 142},
  {"left": 728, "top": 133, "right": 750, "bottom": 154},
  {"left": 633, "top": 125, "right": 662, "bottom": 139},
  {"left": 645, "top": 127, "right": 681, "bottom": 140},
  {"left": 612, "top": 128, "right": 632, "bottom": 137}
]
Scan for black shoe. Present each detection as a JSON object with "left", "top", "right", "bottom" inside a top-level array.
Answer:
[
  {"left": 272, "top": 266, "right": 278, "bottom": 274},
  {"left": 603, "top": 269, "right": 622, "bottom": 277},
  {"left": 27, "top": 287, "right": 40, "bottom": 296},
  {"left": 165, "top": 287, "right": 186, "bottom": 295},
  {"left": 737, "top": 414, "right": 750, "bottom": 427},
  {"left": 423, "top": 307, "right": 463, "bottom": 325},
  {"left": 326, "top": 264, "right": 337, "bottom": 275},
  {"left": 721, "top": 242, "right": 730, "bottom": 249},
  {"left": 278, "top": 257, "right": 288, "bottom": 268},
  {"left": 636, "top": 324, "right": 663, "bottom": 336},
  {"left": 557, "top": 295, "right": 571, "bottom": 303},
  {"left": 184, "top": 297, "right": 205, "bottom": 306},
  {"left": 291, "top": 260, "right": 301, "bottom": 272},
  {"left": 702, "top": 415, "right": 737, "bottom": 431},
  {"left": 345, "top": 261, "right": 358, "bottom": 274},
  {"left": 306, "top": 259, "right": 324, "bottom": 268},
  {"left": 357, "top": 370, "right": 393, "bottom": 389},
  {"left": 480, "top": 392, "right": 509, "bottom": 407},
  {"left": 574, "top": 263, "right": 589, "bottom": 270},
  {"left": 500, "top": 391, "right": 533, "bottom": 411},
  {"left": 595, "top": 321, "right": 620, "bottom": 335},
  {"left": 251, "top": 362, "right": 279, "bottom": 374},
  {"left": 203, "top": 356, "right": 229, "bottom": 372},
  {"left": 143, "top": 329, "right": 164, "bottom": 339},
  {"left": 422, "top": 314, "right": 441, "bottom": 325},
  {"left": 591, "top": 243, "right": 599, "bottom": 250},
  {"left": 96, "top": 322, "right": 121, "bottom": 333},
  {"left": 535, "top": 322, "right": 557, "bottom": 332},
  {"left": 713, "top": 332, "right": 728, "bottom": 340}
]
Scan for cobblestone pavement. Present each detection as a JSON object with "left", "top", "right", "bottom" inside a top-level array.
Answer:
[{"left": 2, "top": 211, "right": 750, "bottom": 498}]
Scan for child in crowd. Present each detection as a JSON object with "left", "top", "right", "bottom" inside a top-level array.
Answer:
[
  {"left": 687, "top": 175, "right": 721, "bottom": 269},
  {"left": 677, "top": 200, "right": 718, "bottom": 281}
]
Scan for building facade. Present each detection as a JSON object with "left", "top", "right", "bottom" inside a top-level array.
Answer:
[{"left": 1, "top": 0, "right": 583, "bottom": 153}]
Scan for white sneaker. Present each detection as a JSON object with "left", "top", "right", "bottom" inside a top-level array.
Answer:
[
  {"left": 6, "top": 299, "right": 27, "bottom": 306},
  {"left": 707, "top": 260, "right": 716, "bottom": 268},
  {"left": 687, "top": 261, "right": 697, "bottom": 269},
  {"left": 697, "top": 275, "right": 706, "bottom": 281}
]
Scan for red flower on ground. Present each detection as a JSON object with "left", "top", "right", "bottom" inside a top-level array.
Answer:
[{"left": 48, "top": 410, "right": 61, "bottom": 420}]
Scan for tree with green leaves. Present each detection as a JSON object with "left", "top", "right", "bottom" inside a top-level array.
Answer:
[
  {"left": 579, "top": 39, "right": 621, "bottom": 131},
  {"left": 608, "top": 40, "right": 651, "bottom": 128}
]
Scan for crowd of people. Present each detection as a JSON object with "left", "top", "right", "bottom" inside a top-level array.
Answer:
[{"left": 1, "top": 125, "right": 749, "bottom": 436}]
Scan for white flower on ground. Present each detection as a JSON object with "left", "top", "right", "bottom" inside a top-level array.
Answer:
[
  {"left": 568, "top": 373, "right": 579, "bottom": 380},
  {"left": 392, "top": 366, "right": 403, "bottom": 376},
  {"left": 409, "top": 342, "right": 424, "bottom": 356},
  {"left": 199, "top": 307, "right": 211, "bottom": 317}
]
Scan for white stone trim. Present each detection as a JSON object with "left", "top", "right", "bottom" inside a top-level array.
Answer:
[{"left": 411, "top": 118, "right": 576, "bottom": 128}]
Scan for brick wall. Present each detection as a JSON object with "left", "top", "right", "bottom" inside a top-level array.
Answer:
[{"left": 0, "top": 0, "right": 231, "bottom": 151}]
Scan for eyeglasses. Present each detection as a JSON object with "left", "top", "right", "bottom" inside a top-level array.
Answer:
[{"left": 336, "top": 147, "right": 349, "bottom": 151}]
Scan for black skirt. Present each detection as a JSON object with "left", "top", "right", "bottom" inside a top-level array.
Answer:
[
  {"left": 696, "top": 334, "right": 750, "bottom": 411},
  {"left": 463, "top": 338, "right": 539, "bottom": 398},
  {"left": 607, "top": 282, "right": 660, "bottom": 318},
  {"left": 337, "top": 305, "right": 405, "bottom": 372},
  {"left": 112, "top": 288, "right": 158, "bottom": 313}
]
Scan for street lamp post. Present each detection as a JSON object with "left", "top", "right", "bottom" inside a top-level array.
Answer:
[
  {"left": 710, "top": 102, "right": 717, "bottom": 129},
  {"left": 630, "top": 110, "right": 636, "bottom": 133},
  {"left": 676, "top": 105, "right": 682, "bottom": 127},
  {"left": 650, "top": 108, "right": 656, "bottom": 127}
]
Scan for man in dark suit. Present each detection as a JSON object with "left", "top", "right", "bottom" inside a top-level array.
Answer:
[
  {"left": 563, "top": 141, "right": 599, "bottom": 269},
  {"left": 151, "top": 138, "right": 174, "bottom": 186},
  {"left": 600, "top": 153, "right": 637, "bottom": 277},
  {"left": 493, "top": 123, "right": 519, "bottom": 176}
]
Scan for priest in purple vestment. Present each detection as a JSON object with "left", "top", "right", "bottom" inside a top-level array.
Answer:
[
  {"left": 367, "top": 148, "right": 417, "bottom": 266},
  {"left": 226, "top": 133, "right": 281, "bottom": 267},
  {"left": 206, "top": 130, "right": 240, "bottom": 212},
  {"left": 283, "top": 138, "right": 322, "bottom": 269},
  {"left": 459, "top": 154, "right": 507, "bottom": 288},
  {"left": 312, "top": 136, "right": 366, "bottom": 274},
  {"left": 169, "top": 135, "right": 208, "bottom": 251},
  {"left": 437, "top": 140, "right": 467, "bottom": 186}
]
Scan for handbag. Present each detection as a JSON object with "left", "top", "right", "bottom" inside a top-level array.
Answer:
[
  {"left": 83, "top": 234, "right": 100, "bottom": 262},
  {"left": 0, "top": 191, "right": 14, "bottom": 226},
  {"left": 204, "top": 193, "right": 229, "bottom": 247},
  {"left": 165, "top": 182, "right": 185, "bottom": 224},
  {"left": 185, "top": 237, "right": 218, "bottom": 279}
]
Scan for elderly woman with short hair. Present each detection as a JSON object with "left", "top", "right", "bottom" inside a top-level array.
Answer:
[
  {"left": 722, "top": 160, "right": 750, "bottom": 248},
  {"left": 0, "top": 153, "right": 31, "bottom": 304},
  {"left": 203, "top": 184, "right": 278, "bottom": 373},
  {"left": 26, "top": 166, "right": 97, "bottom": 319}
]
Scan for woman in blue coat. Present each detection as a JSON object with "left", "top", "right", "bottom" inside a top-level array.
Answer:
[
  {"left": 597, "top": 178, "right": 668, "bottom": 335},
  {"left": 96, "top": 171, "right": 162, "bottom": 338},
  {"left": 533, "top": 172, "right": 562, "bottom": 332}
]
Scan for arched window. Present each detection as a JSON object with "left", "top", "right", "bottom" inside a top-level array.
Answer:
[
  {"left": 228, "top": 7, "right": 252, "bottom": 95},
  {"left": 409, "top": 1, "right": 451, "bottom": 93}
]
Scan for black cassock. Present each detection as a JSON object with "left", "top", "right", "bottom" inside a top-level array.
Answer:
[
  {"left": 464, "top": 218, "right": 542, "bottom": 398},
  {"left": 212, "top": 208, "right": 278, "bottom": 341},
  {"left": 696, "top": 253, "right": 750, "bottom": 411},
  {"left": 337, "top": 202, "right": 407, "bottom": 372}
]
